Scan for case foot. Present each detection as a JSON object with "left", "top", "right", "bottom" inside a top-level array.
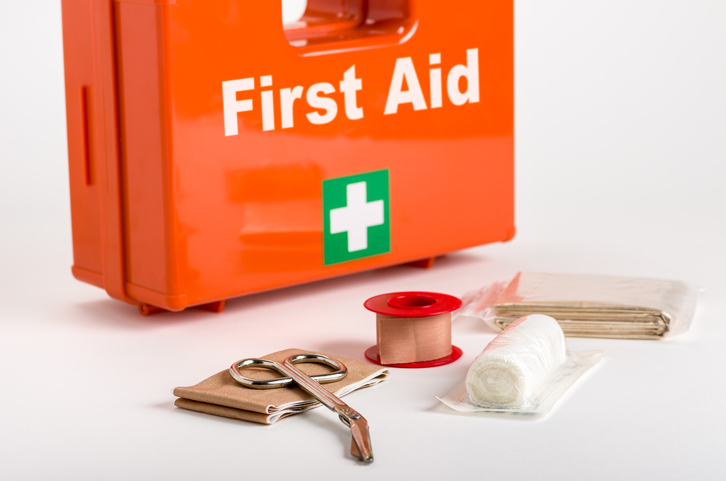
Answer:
[
  {"left": 405, "top": 257, "right": 436, "bottom": 269},
  {"left": 196, "top": 300, "right": 226, "bottom": 313},
  {"left": 138, "top": 303, "right": 165, "bottom": 316}
]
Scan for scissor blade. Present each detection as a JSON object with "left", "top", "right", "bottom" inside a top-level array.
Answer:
[{"left": 348, "top": 417, "right": 373, "bottom": 463}]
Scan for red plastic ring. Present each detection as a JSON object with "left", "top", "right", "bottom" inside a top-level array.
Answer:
[
  {"left": 364, "top": 345, "right": 463, "bottom": 368},
  {"left": 364, "top": 291, "right": 462, "bottom": 318}
]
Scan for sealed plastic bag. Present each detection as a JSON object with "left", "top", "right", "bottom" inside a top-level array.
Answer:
[
  {"left": 439, "top": 314, "right": 602, "bottom": 414},
  {"left": 457, "top": 272, "right": 700, "bottom": 339}
]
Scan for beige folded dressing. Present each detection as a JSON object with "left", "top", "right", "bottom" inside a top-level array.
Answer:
[{"left": 174, "top": 348, "right": 388, "bottom": 424}]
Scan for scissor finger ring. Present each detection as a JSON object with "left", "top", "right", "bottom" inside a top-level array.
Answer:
[{"left": 230, "top": 354, "right": 348, "bottom": 389}]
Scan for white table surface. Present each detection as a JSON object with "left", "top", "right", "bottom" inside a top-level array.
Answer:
[{"left": 2, "top": 2, "right": 725, "bottom": 480}]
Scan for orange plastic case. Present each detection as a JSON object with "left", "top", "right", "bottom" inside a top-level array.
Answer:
[{"left": 61, "top": 0, "right": 514, "bottom": 314}]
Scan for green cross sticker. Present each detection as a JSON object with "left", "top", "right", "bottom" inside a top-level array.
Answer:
[{"left": 323, "top": 170, "right": 391, "bottom": 265}]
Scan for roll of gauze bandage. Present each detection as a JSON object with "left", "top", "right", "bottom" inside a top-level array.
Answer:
[{"left": 465, "top": 314, "right": 568, "bottom": 408}]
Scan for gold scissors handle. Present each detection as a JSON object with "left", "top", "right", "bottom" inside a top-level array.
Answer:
[{"left": 229, "top": 354, "right": 374, "bottom": 464}]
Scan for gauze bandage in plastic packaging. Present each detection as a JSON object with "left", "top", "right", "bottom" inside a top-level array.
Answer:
[
  {"left": 439, "top": 314, "right": 602, "bottom": 414},
  {"left": 456, "top": 272, "right": 700, "bottom": 339}
]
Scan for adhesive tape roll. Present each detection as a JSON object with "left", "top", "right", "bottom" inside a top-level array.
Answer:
[{"left": 363, "top": 292, "right": 463, "bottom": 368}]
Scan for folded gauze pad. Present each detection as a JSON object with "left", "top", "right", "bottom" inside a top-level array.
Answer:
[{"left": 465, "top": 314, "right": 568, "bottom": 408}]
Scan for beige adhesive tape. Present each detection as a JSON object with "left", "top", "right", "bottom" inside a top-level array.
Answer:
[
  {"left": 375, "top": 313, "right": 453, "bottom": 364},
  {"left": 364, "top": 292, "right": 463, "bottom": 368}
]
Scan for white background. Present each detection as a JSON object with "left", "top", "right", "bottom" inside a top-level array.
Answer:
[{"left": 1, "top": 1, "right": 725, "bottom": 480}]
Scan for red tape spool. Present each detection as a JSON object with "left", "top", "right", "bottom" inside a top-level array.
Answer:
[{"left": 364, "top": 291, "right": 463, "bottom": 368}]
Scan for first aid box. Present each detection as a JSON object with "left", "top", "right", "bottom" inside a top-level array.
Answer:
[{"left": 61, "top": 0, "right": 514, "bottom": 314}]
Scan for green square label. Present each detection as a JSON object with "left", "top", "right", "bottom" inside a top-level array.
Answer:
[{"left": 323, "top": 170, "right": 390, "bottom": 265}]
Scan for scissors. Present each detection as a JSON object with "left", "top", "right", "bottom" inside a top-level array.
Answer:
[{"left": 229, "top": 353, "right": 374, "bottom": 463}]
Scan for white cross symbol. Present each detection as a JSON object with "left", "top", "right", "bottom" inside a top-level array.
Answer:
[{"left": 329, "top": 181, "right": 385, "bottom": 252}]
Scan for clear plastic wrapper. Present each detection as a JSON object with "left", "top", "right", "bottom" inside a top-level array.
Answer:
[
  {"left": 457, "top": 272, "right": 700, "bottom": 339},
  {"left": 439, "top": 314, "right": 602, "bottom": 414}
]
